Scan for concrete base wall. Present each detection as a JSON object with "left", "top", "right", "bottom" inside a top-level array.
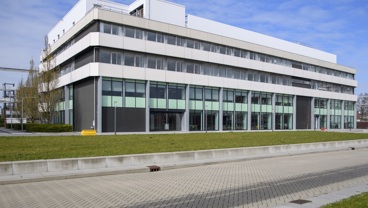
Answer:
[{"left": 2, "top": 139, "right": 368, "bottom": 176}]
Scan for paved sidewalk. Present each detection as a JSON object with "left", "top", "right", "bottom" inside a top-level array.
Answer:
[
  {"left": 1, "top": 149, "right": 368, "bottom": 208},
  {"left": 276, "top": 184, "right": 368, "bottom": 208}
]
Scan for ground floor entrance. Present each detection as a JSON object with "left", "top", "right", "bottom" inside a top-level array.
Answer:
[{"left": 150, "top": 112, "right": 183, "bottom": 131}]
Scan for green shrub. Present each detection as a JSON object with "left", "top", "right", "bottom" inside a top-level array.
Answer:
[
  {"left": 25, "top": 124, "right": 73, "bottom": 132},
  {"left": 5, "top": 123, "right": 23, "bottom": 130}
]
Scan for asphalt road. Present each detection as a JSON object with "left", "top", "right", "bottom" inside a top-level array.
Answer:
[{"left": 1, "top": 149, "right": 368, "bottom": 208}]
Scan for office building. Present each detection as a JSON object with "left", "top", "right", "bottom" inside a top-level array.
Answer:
[{"left": 44, "top": 0, "right": 357, "bottom": 132}]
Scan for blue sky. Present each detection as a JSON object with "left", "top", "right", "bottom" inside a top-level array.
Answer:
[{"left": 0, "top": 0, "right": 367, "bottom": 96}]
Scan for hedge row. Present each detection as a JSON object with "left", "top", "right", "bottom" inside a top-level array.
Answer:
[{"left": 5, "top": 124, "right": 73, "bottom": 132}]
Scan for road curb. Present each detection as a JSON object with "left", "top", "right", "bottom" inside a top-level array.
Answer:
[{"left": 1, "top": 139, "right": 368, "bottom": 184}]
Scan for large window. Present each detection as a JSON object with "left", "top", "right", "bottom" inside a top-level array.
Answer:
[
  {"left": 190, "top": 86, "right": 203, "bottom": 101},
  {"left": 147, "top": 56, "right": 163, "bottom": 70},
  {"left": 167, "top": 59, "right": 183, "bottom": 72},
  {"left": 186, "top": 62, "right": 201, "bottom": 74},
  {"left": 275, "top": 95, "right": 293, "bottom": 130},
  {"left": 190, "top": 110, "right": 202, "bottom": 131},
  {"left": 235, "top": 91, "right": 247, "bottom": 103},
  {"left": 204, "top": 88, "right": 219, "bottom": 101},
  {"left": 251, "top": 92, "right": 272, "bottom": 130},
  {"left": 100, "top": 50, "right": 111, "bottom": 64},
  {"left": 235, "top": 112, "right": 247, "bottom": 130},
  {"left": 150, "top": 82, "right": 166, "bottom": 99},
  {"left": 126, "top": 81, "right": 145, "bottom": 97},
  {"left": 124, "top": 53, "right": 143, "bottom": 67},
  {"left": 223, "top": 111, "right": 233, "bottom": 130},
  {"left": 124, "top": 26, "right": 143, "bottom": 39},
  {"left": 223, "top": 90, "right": 234, "bottom": 102},
  {"left": 146, "top": 31, "right": 164, "bottom": 43},
  {"left": 102, "top": 78, "right": 123, "bottom": 96},
  {"left": 330, "top": 100, "right": 342, "bottom": 129},
  {"left": 168, "top": 84, "right": 185, "bottom": 100}
]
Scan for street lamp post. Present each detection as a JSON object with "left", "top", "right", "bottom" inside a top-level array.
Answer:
[{"left": 114, "top": 101, "right": 117, "bottom": 135}]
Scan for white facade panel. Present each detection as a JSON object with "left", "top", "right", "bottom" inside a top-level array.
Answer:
[
  {"left": 191, "top": 74, "right": 209, "bottom": 86},
  {"left": 146, "top": 41, "right": 166, "bottom": 56},
  {"left": 123, "top": 38, "right": 146, "bottom": 53},
  {"left": 48, "top": 0, "right": 88, "bottom": 46},
  {"left": 124, "top": 66, "right": 146, "bottom": 80},
  {"left": 99, "top": 33, "right": 124, "bottom": 50},
  {"left": 165, "top": 44, "right": 185, "bottom": 58},
  {"left": 146, "top": 68, "right": 166, "bottom": 82},
  {"left": 187, "top": 15, "right": 337, "bottom": 63},
  {"left": 148, "top": 0, "right": 186, "bottom": 27},
  {"left": 208, "top": 76, "right": 224, "bottom": 87},
  {"left": 165, "top": 71, "right": 186, "bottom": 83},
  {"left": 208, "top": 53, "right": 224, "bottom": 64},
  {"left": 99, "top": 63, "right": 124, "bottom": 78},
  {"left": 55, "top": 33, "right": 98, "bottom": 66}
]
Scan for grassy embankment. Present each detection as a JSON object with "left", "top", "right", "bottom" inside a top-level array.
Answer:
[
  {"left": 1, "top": 131, "right": 367, "bottom": 162},
  {"left": 322, "top": 192, "right": 368, "bottom": 208}
]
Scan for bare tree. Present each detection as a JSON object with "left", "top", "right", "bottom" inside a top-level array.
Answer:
[
  {"left": 357, "top": 93, "right": 368, "bottom": 121},
  {"left": 15, "top": 59, "right": 40, "bottom": 123},
  {"left": 38, "top": 36, "right": 61, "bottom": 124}
]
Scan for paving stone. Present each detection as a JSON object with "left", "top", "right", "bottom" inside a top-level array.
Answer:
[{"left": 1, "top": 149, "right": 368, "bottom": 208}]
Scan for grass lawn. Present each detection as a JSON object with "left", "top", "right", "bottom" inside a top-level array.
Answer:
[
  {"left": 0, "top": 131, "right": 367, "bottom": 162},
  {"left": 322, "top": 192, "right": 368, "bottom": 208}
]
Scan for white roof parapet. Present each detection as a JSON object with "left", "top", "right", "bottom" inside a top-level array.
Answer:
[{"left": 186, "top": 15, "right": 337, "bottom": 63}]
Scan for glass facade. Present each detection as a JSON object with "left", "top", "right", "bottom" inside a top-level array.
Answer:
[
  {"left": 275, "top": 95, "right": 293, "bottom": 130},
  {"left": 314, "top": 98, "right": 328, "bottom": 129},
  {"left": 189, "top": 86, "right": 220, "bottom": 131},
  {"left": 344, "top": 101, "right": 355, "bottom": 129},
  {"left": 330, "top": 99, "right": 342, "bottom": 129},
  {"left": 204, "top": 88, "right": 219, "bottom": 131},
  {"left": 223, "top": 89, "right": 248, "bottom": 130},
  {"left": 150, "top": 113, "right": 182, "bottom": 131},
  {"left": 56, "top": 75, "right": 354, "bottom": 132},
  {"left": 64, "top": 76, "right": 353, "bottom": 132},
  {"left": 251, "top": 92, "right": 272, "bottom": 130},
  {"left": 149, "top": 82, "right": 185, "bottom": 131}
]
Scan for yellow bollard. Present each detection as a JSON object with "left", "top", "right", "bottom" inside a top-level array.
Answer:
[{"left": 81, "top": 129, "right": 97, "bottom": 136}]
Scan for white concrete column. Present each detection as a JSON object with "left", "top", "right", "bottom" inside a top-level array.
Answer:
[
  {"left": 272, "top": 93, "right": 276, "bottom": 131},
  {"left": 327, "top": 99, "right": 331, "bottom": 130},
  {"left": 183, "top": 84, "right": 190, "bottom": 131},
  {"left": 293, "top": 95, "right": 297, "bottom": 130},
  {"left": 311, "top": 97, "right": 315, "bottom": 130},
  {"left": 354, "top": 102, "right": 357, "bottom": 129},
  {"left": 219, "top": 87, "right": 223, "bottom": 131}
]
